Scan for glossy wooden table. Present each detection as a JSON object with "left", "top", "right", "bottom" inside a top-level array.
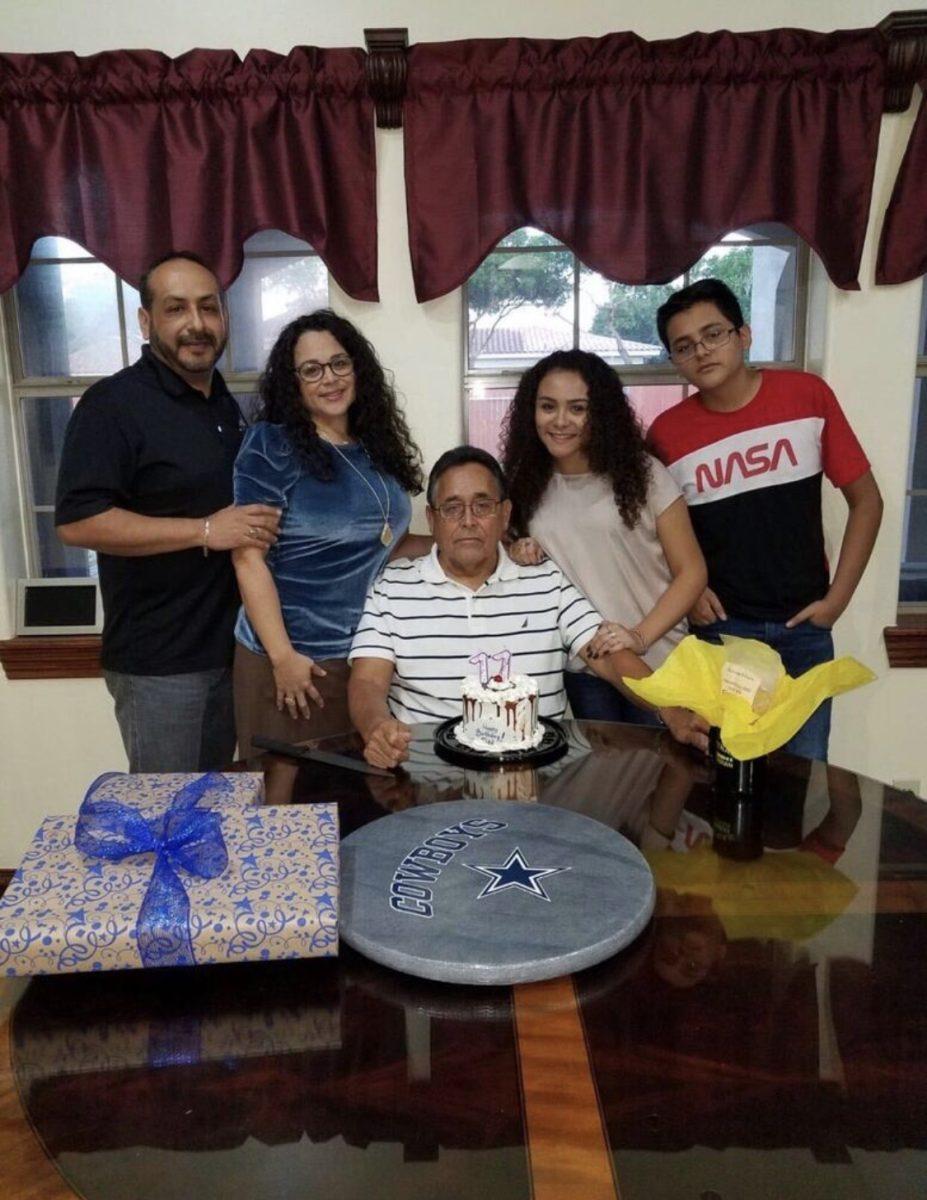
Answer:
[{"left": 2, "top": 722, "right": 926, "bottom": 1200}]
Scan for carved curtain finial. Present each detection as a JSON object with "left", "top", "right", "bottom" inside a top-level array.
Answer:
[
  {"left": 880, "top": 10, "right": 927, "bottom": 112},
  {"left": 365, "top": 27, "right": 409, "bottom": 129}
]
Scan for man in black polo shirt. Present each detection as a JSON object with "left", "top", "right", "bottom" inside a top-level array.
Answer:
[{"left": 55, "top": 252, "right": 281, "bottom": 771}]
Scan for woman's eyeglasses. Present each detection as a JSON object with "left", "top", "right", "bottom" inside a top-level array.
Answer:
[{"left": 294, "top": 354, "right": 354, "bottom": 384}]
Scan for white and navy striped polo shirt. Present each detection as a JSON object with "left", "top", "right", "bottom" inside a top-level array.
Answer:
[{"left": 348, "top": 544, "right": 602, "bottom": 724}]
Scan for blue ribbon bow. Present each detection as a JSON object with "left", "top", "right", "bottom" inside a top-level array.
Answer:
[{"left": 74, "top": 772, "right": 232, "bottom": 969}]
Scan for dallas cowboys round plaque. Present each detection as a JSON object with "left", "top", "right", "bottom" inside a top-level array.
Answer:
[{"left": 340, "top": 799, "right": 655, "bottom": 985}]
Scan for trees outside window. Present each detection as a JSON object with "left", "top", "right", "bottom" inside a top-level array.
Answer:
[{"left": 465, "top": 224, "right": 806, "bottom": 458}]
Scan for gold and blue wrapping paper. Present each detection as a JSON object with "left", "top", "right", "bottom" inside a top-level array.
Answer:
[
  {"left": 0, "top": 774, "right": 339, "bottom": 976},
  {"left": 68, "top": 771, "right": 266, "bottom": 819},
  {"left": 622, "top": 634, "right": 876, "bottom": 760}
]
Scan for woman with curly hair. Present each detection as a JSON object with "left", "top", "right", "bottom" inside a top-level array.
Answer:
[
  {"left": 232, "top": 310, "right": 427, "bottom": 758},
  {"left": 501, "top": 349, "right": 706, "bottom": 723}
]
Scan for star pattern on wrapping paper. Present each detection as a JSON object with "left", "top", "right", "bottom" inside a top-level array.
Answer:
[{"left": 462, "top": 847, "right": 569, "bottom": 903}]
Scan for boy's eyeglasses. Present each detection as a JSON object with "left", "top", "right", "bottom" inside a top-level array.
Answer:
[{"left": 670, "top": 326, "right": 737, "bottom": 363}]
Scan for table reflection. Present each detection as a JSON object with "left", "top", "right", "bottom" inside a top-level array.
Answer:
[{"left": 7, "top": 721, "right": 927, "bottom": 1200}]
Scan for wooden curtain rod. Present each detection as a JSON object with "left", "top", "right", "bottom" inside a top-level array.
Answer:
[{"left": 365, "top": 15, "right": 927, "bottom": 129}]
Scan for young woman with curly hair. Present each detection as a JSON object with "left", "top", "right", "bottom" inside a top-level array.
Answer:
[
  {"left": 232, "top": 310, "right": 427, "bottom": 762},
  {"left": 501, "top": 349, "right": 706, "bottom": 723}
]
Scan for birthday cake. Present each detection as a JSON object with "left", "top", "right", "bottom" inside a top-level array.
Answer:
[{"left": 458, "top": 673, "right": 543, "bottom": 753}]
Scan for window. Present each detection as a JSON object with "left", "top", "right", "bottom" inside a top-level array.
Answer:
[
  {"left": 4, "top": 231, "right": 328, "bottom": 578},
  {"left": 464, "top": 224, "right": 807, "bottom": 457},
  {"left": 900, "top": 281, "right": 927, "bottom": 609}
]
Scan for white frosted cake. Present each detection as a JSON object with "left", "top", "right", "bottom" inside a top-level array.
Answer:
[{"left": 457, "top": 673, "right": 543, "bottom": 753}]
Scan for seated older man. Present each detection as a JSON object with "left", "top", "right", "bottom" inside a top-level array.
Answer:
[{"left": 349, "top": 446, "right": 708, "bottom": 768}]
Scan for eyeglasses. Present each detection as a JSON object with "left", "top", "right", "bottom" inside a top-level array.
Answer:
[
  {"left": 434, "top": 498, "right": 501, "bottom": 522},
  {"left": 294, "top": 354, "right": 354, "bottom": 384},
  {"left": 669, "top": 326, "right": 738, "bottom": 363}
]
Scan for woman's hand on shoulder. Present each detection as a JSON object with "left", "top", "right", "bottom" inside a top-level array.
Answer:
[
  {"left": 508, "top": 537, "right": 547, "bottom": 566},
  {"left": 271, "top": 650, "right": 327, "bottom": 719}
]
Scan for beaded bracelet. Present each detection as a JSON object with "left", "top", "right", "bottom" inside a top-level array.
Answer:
[{"left": 202, "top": 517, "right": 210, "bottom": 557}]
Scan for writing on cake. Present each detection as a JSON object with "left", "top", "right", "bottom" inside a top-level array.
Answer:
[{"left": 458, "top": 672, "right": 543, "bottom": 753}]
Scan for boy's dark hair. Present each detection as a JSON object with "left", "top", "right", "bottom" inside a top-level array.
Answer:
[
  {"left": 427, "top": 446, "right": 508, "bottom": 507},
  {"left": 656, "top": 278, "right": 745, "bottom": 350},
  {"left": 138, "top": 251, "right": 218, "bottom": 311}
]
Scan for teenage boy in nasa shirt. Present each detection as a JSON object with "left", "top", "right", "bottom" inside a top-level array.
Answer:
[{"left": 648, "top": 279, "right": 882, "bottom": 761}]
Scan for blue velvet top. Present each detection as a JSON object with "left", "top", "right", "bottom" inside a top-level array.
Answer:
[{"left": 232, "top": 422, "right": 411, "bottom": 659}]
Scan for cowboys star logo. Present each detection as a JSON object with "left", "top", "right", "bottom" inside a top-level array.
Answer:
[{"left": 463, "top": 847, "right": 569, "bottom": 902}]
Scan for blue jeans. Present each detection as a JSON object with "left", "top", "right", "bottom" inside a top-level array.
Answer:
[
  {"left": 104, "top": 668, "right": 236, "bottom": 772},
  {"left": 564, "top": 671, "right": 663, "bottom": 728},
  {"left": 693, "top": 617, "right": 834, "bottom": 762}
]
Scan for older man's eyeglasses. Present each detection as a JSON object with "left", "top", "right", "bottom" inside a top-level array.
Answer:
[
  {"left": 294, "top": 354, "right": 354, "bottom": 384},
  {"left": 670, "top": 326, "right": 737, "bottom": 363},
  {"left": 434, "top": 498, "right": 501, "bottom": 522}
]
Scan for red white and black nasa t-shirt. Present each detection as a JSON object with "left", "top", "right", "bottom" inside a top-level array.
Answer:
[{"left": 647, "top": 370, "right": 870, "bottom": 621}]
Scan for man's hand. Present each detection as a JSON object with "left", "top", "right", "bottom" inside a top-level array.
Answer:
[
  {"left": 207, "top": 504, "right": 281, "bottom": 551},
  {"left": 507, "top": 537, "right": 547, "bottom": 566},
  {"left": 785, "top": 598, "right": 838, "bottom": 629},
  {"left": 658, "top": 706, "right": 710, "bottom": 753},
  {"left": 363, "top": 718, "right": 412, "bottom": 769},
  {"left": 271, "top": 649, "right": 327, "bottom": 718},
  {"left": 688, "top": 587, "right": 727, "bottom": 626}
]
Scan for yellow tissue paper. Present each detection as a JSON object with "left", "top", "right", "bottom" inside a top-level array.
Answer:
[{"left": 623, "top": 634, "right": 875, "bottom": 760}]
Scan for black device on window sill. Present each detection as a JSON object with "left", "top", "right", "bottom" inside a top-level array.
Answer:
[{"left": 15, "top": 578, "right": 103, "bottom": 636}]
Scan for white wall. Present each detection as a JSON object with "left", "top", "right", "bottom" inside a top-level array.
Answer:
[{"left": 1, "top": 0, "right": 924, "bottom": 861}]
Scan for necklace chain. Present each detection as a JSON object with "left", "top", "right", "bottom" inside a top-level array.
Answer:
[{"left": 327, "top": 440, "right": 393, "bottom": 547}]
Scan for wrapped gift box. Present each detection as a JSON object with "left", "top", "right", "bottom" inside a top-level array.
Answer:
[
  {"left": 0, "top": 799, "right": 339, "bottom": 976},
  {"left": 75, "top": 771, "right": 265, "bottom": 818}
]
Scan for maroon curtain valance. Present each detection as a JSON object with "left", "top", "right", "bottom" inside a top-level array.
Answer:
[
  {"left": 403, "top": 29, "right": 886, "bottom": 302},
  {"left": 0, "top": 46, "right": 378, "bottom": 299},
  {"left": 877, "top": 80, "right": 927, "bottom": 284}
]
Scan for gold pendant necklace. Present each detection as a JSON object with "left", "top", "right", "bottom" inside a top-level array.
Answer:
[{"left": 326, "top": 439, "right": 393, "bottom": 546}]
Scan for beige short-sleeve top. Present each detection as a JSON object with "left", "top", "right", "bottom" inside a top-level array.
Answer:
[{"left": 529, "top": 455, "right": 684, "bottom": 670}]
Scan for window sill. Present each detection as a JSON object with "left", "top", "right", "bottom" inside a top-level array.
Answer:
[
  {"left": 0, "top": 636, "right": 102, "bottom": 680},
  {"left": 884, "top": 620, "right": 927, "bottom": 668},
  {"left": 2, "top": 629, "right": 923, "bottom": 675}
]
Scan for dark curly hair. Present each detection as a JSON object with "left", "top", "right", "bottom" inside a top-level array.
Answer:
[
  {"left": 257, "top": 309, "right": 423, "bottom": 494},
  {"left": 500, "top": 349, "right": 651, "bottom": 533}
]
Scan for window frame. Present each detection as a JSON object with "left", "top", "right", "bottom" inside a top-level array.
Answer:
[
  {"left": 898, "top": 289, "right": 927, "bottom": 617},
  {"left": 463, "top": 227, "right": 809, "bottom": 468},
  {"left": 462, "top": 227, "right": 810, "bottom": 407},
  {"left": 2, "top": 238, "right": 325, "bottom": 581},
  {"left": 884, "top": 283, "right": 927, "bottom": 666}
]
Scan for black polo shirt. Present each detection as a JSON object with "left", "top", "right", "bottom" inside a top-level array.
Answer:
[{"left": 55, "top": 347, "right": 246, "bottom": 675}]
